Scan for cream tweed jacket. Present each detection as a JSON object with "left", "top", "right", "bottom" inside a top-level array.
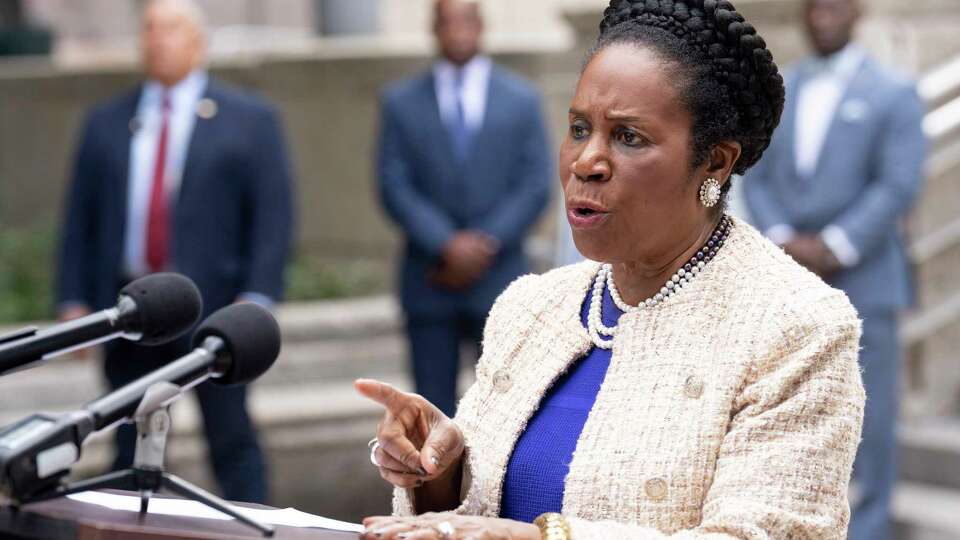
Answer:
[{"left": 395, "top": 218, "right": 866, "bottom": 539}]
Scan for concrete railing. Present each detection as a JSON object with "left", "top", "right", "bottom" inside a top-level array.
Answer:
[
  {"left": 919, "top": 54, "right": 960, "bottom": 111},
  {"left": 900, "top": 52, "right": 960, "bottom": 421},
  {"left": 904, "top": 57, "right": 960, "bottom": 345}
]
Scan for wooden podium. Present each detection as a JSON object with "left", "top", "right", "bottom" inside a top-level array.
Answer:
[{"left": 0, "top": 491, "right": 360, "bottom": 540}]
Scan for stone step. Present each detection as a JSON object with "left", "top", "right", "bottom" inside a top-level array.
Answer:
[
  {"left": 265, "top": 333, "right": 406, "bottom": 386},
  {"left": 276, "top": 296, "right": 400, "bottom": 343},
  {"left": 910, "top": 142, "right": 960, "bottom": 242},
  {"left": 0, "top": 295, "right": 401, "bottom": 347},
  {"left": 900, "top": 418, "right": 960, "bottom": 491},
  {"left": 913, "top": 238, "right": 960, "bottom": 311},
  {"left": 0, "top": 343, "right": 409, "bottom": 412},
  {"left": 902, "top": 317, "right": 960, "bottom": 420},
  {"left": 921, "top": 66, "right": 960, "bottom": 113},
  {"left": 0, "top": 300, "right": 409, "bottom": 412},
  {"left": 894, "top": 482, "right": 960, "bottom": 540}
]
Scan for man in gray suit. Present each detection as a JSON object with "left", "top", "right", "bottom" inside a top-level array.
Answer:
[
  {"left": 744, "top": 1, "right": 927, "bottom": 538},
  {"left": 376, "top": 0, "right": 551, "bottom": 417}
]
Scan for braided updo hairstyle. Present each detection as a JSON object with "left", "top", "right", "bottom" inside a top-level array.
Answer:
[{"left": 592, "top": 0, "right": 785, "bottom": 190}]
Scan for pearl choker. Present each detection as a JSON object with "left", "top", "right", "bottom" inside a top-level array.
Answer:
[{"left": 587, "top": 215, "right": 732, "bottom": 349}]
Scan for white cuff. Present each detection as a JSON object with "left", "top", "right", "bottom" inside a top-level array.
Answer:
[
  {"left": 821, "top": 225, "right": 860, "bottom": 268},
  {"left": 237, "top": 292, "right": 275, "bottom": 309},
  {"left": 765, "top": 224, "right": 797, "bottom": 246}
]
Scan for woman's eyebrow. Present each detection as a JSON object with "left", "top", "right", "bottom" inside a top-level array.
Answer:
[
  {"left": 568, "top": 108, "right": 647, "bottom": 123},
  {"left": 605, "top": 110, "right": 645, "bottom": 122}
]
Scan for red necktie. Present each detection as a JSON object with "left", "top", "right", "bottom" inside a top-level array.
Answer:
[{"left": 145, "top": 93, "right": 171, "bottom": 273}]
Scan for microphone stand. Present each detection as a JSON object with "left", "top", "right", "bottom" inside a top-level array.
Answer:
[{"left": 19, "top": 382, "right": 275, "bottom": 537}]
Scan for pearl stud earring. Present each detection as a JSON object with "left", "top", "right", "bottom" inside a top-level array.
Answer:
[{"left": 699, "top": 178, "right": 721, "bottom": 208}]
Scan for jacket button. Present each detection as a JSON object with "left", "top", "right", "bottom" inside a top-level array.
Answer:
[
  {"left": 684, "top": 375, "right": 704, "bottom": 399},
  {"left": 645, "top": 478, "right": 667, "bottom": 501},
  {"left": 492, "top": 369, "right": 512, "bottom": 392}
]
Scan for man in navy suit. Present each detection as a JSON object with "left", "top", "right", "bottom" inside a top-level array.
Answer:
[
  {"left": 744, "top": 1, "right": 927, "bottom": 538},
  {"left": 377, "top": 0, "right": 551, "bottom": 417},
  {"left": 56, "top": 0, "right": 293, "bottom": 503}
]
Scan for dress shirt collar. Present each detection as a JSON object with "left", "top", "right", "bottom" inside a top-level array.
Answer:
[
  {"left": 140, "top": 69, "right": 208, "bottom": 112},
  {"left": 433, "top": 55, "right": 492, "bottom": 92},
  {"left": 432, "top": 55, "right": 492, "bottom": 132},
  {"left": 807, "top": 44, "right": 864, "bottom": 80}
]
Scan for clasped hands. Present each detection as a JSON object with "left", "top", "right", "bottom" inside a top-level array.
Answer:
[
  {"left": 782, "top": 234, "right": 841, "bottom": 278},
  {"left": 430, "top": 231, "right": 500, "bottom": 291},
  {"left": 354, "top": 379, "right": 540, "bottom": 540}
]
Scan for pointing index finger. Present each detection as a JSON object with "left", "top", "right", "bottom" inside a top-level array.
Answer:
[{"left": 354, "top": 378, "right": 407, "bottom": 411}]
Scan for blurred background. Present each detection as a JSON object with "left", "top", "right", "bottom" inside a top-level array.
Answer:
[{"left": 0, "top": 0, "right": 958, "bottom": 538}]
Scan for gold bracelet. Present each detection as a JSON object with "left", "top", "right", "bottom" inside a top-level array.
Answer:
[{"left": 534, "top": 512, "right": 571, "bottom": 540}]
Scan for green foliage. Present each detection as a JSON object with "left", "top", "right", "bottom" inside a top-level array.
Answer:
[
  {"left": 285, "top": 253, "right": 387, "bottom": 301},
  {"left": 0, "top": 224, "right": 55, "bottom": 323},
  {"left": 0, "top": 224, "right": 384, "bottom": 323}
]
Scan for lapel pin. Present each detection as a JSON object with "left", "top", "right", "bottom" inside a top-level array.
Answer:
[
  {"left": 129, "top": 117, "right": 142, "bottom": 133},
  {"left": 840, "top": 99, "right": 869, "bottom": 123},
  {"left": 196, "top": 98, "right": 218, "bottom": 119}
]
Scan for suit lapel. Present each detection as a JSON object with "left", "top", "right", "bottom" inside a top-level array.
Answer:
[
  {"left": 811, "top": 60, "right": 871, "bottom": 179},
  {"left": 113, "top": 87, "right": 142, "bottom": 251},
  {"left": 178, "top": 78, "right": 217, "bottom": 208},
  {"left": 781, "top": 65, "right": 807, "bottom": 186},
  {"left": 422, "top": 72, "right": 461, "bottom": 175},
  {"left": 425, "top": 66, "right": 498, "bottom": 172},
  {"left": 464, "top": 68, "right": 500, "bottom": 173},
  {"left": 116, "top": 88, "right": 141, "bottom": 186}
]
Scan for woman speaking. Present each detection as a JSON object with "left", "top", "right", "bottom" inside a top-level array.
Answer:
[{"left": 357, "top": 0, "right": 865, "bottom": 538}]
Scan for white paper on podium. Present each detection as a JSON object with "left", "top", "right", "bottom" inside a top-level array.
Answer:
[{"left": 66, "top": 491, "right": 365, "bottom": 533}]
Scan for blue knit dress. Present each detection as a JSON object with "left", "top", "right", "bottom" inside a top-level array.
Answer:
[{"left": 498, "top": 283, "right": 622, "bottom": 522}]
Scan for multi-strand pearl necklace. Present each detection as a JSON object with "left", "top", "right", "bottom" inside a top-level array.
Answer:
[{"left": 587, "top": 215, "right": 732, "bottom": 349}]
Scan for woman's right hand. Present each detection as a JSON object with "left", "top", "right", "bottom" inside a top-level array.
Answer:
[{"left": 354, "top": 378, "right": 465, "bottom": 489}]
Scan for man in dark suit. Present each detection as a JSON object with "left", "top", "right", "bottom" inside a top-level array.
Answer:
[
  {"left": 744, "top": 1, "right": 927, "bottom": 538},
  {"left": 377, "top": 0, "right": 551, "bottom": 417},
  {"left": 56, "top": 0, "right": 294, "bottom": 503}
]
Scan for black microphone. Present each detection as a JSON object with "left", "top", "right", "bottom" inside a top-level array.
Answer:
[
  {"left": 85, "top": 302, "right": 281, "bottom": 430},
  {"left": 0, "top": 273, "right": 202, "bottom": 377},
  {"left": 0, "top": 303, "right": 281, "bottom": 501}
]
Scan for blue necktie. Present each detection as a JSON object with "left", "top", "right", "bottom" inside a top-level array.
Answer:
[{"left": 449, "top": 69, "right": 472, "bottom": 162}]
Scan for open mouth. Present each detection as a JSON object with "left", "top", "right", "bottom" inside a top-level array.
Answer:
[{"left": 567, "top": 201, "right": 610, "bottom": 229}]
